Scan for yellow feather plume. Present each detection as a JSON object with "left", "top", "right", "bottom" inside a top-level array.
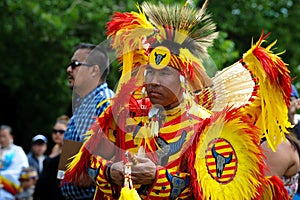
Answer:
[{"left": 242, "top": 33, "right": 291, "bottom": 151}]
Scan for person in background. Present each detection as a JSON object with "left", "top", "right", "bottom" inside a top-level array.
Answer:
[
  {"left": 27, "top": 134, "right": 47, "bottom": 176},
  {"left": 262, "top": 133, "right": 300, "bottom": 199},
  {"left": 289, "top": 84, "right": 300, "bottom": 139},
  {"left": 0, "top": 125, "right": 29, "bottom": 200},
  {"left": 61, "top": 43, "right": 114, "bottom": 200},
  {"left": 16, "top": 166, "right": 38, "bottom": 200},
  {"left": 262, "top": 84, "right": 300, "bottom": 199},
  {"left": 289, "top": 84, "right": 300, "bottom": 200},
  {"left": 33, "top": 115, "right": 69, "bottom": 200}
]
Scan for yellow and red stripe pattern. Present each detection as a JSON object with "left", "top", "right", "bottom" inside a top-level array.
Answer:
[
  {"left": 90, "top": 156, "right": 113, "bottom": 196},
  {"left": 143, "top": 167, "right": 191, "bottom": 199}
]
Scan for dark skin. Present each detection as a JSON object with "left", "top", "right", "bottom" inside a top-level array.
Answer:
[{"left": 108, "top": 156, "right": 157, "bottom": 186}]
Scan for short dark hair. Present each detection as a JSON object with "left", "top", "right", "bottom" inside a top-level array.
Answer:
[
  {"left": 74, "top": 43, "right": 96, "bottom": 51},
  {"left": 75, "top": 43, "right": 110, "bottom": 82}
]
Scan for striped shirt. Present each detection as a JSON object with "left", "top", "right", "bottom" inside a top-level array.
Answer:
[{"left": 61, "top": 82, "right": 114, "bottom": 200}]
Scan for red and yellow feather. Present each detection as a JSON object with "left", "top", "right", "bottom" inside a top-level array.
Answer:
[{"left": 242, "top": 31, "right": 291, "bottom": 151}]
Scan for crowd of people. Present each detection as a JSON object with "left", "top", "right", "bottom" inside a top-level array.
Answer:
[
  {"left": 0, "top": 41, "right": 114, "bottom": 200},
  {"left": 1, "top": 1, "right": 300, "bottom": 200}
]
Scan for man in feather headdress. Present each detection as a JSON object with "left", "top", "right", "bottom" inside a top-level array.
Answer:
[
  {"left": 64, "top": 1, "right": 292, "bottom": 199},
  {"left": 64, "top": 1, "right": 215, "bottom": 199}
]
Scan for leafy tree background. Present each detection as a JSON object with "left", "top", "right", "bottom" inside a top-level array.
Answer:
[{"left": 1, "top": 0, "right": 299, "bottom": 152}]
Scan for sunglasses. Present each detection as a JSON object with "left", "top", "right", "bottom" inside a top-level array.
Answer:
[
  {"left": 52, "top": 129, "right": 65, "bottom": 134},
  {"left": 69, "top": 61, "right": 93, "bottom": 70}
]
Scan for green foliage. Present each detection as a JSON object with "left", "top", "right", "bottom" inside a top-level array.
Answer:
[
  {"left": 209, "top": 32, "right": 240, "bottom": 69},
  {"left": 0, "top": 0, "right": 154, "bottom": 151},
  {"left": 1, "top": 0, "right": 300, "bottom": 151},
  {"left": 206, "top": 0, "right": 300, "bottom": 80}
]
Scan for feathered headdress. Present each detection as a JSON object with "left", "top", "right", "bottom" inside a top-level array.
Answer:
[{"left": 107, "top": 0, "right": 218, "bottom": 93}]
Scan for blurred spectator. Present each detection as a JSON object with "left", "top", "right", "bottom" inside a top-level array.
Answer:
[
  {"left": 33, "top": 115, "right": 69, "bottom": 200},
  {"left": 290, "top": 84, "right": 300, "bottom": 200},
  {"left": 289, "top": 84, "right": 300, "bottom": 139},
  {"left": 262, "top": 84, "right": 300, "bottom": 199},
  {"left": 0, "top": 125, "right": 29, "bottom": 200},
  {"left": 16, "top": 166, "right": 38, "bottom": 200},
  {"left": 61, "top": 43, "right": 114, "bottom": 199},
  {"left": 27, "top": 134, "right": 48, "bottom": 175},
  {"left": 262, "top": 133, "right": 300, "bottom": 199}
]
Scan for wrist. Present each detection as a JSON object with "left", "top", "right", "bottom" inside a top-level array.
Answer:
[{"left": 105, "top": 163, "right": 113, "bottom": 183}]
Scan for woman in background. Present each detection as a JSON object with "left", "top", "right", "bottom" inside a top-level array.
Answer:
[
  {"left": 33, "top": 115, "right": 69, "bottom": 200},
  {"left": 261, "top": 133, "right": 300, "bottom": 199}
]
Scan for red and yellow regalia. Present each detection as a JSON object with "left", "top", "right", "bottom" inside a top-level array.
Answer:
[{"left": 64, "top": 1, "right": 291, "bottom": 199}]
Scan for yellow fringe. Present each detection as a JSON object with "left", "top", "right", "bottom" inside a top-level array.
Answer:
[
  {"left": 243, "top": 42, "right": 291, "bottom": 151},
  {"left": 119, "top": 187, "right": 141, "bottom": 200}
]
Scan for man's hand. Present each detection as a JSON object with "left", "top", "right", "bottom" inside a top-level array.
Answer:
[
  {"left": 109, "top": 161, "right": 124, "bottom": 186},
  {"left": 108, "top": 156, "right": 157, "bottom": 186},
  {"left": 131, "top": 157, "right": 156, "bottom": 185}
]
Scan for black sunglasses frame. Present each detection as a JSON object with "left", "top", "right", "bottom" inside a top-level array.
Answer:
[
  {"left": 52, "top": 129, "right": 65, "bottom": 134},
  {"left": 69, "top": 61, "right": 93, "bottom": 70}
]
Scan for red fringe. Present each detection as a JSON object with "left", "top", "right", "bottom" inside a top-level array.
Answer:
[
  {"left": 63, "top": 108, "right": 112, "bottom": 184},
  {"left": 266, "top": 176, "right": 289, "bottom": 200},
  {"left": 62, "top": 146, "right": 92, "bottom": 184},
  {"left": 64, "top": 78, "right": 142, "bottom": 184}
]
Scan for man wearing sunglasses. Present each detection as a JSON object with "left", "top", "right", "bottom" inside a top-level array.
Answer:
[{"left": 61, "top": 43, "right": 114, "bottom": 200}]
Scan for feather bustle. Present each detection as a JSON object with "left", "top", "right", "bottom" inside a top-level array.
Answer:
[{"left": 188, "top": 107, "right": 265, "bottom": 200}]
